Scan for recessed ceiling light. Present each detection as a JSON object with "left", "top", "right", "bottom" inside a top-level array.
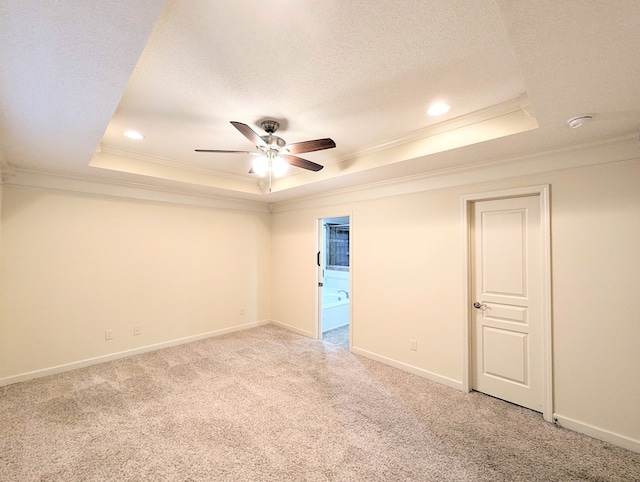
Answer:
[
  {"left": 427, "top": 102, "right": 451, "bottom": 116},
  {"left": 123, "top": 130, "right": 144, "bottom": 140}
]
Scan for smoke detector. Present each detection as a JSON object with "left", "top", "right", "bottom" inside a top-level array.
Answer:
[{"left": 567, "top": 115, "right": 593, "bottom": 128}]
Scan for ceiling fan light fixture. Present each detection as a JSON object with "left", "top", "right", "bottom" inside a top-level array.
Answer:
[
  {"left": 252, "top": 155, "right": 289, "bottom": 178},
  {"left": 272, "top": 156, "right": 289, "bottom": 177},
  {"left": 252, "top": 156, "right": 269, "bottom": 177},
  {"left": 197, "top": 120, "right": 333, "bottom": 179}
]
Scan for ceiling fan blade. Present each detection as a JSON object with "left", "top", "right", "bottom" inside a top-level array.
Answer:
[
  {"left": 285, "top": 138, "right": 336, "bottom": 154},
  {"left": 230, "top": 121, "right": 267, "bottom": 147},
  {"left": 281, "top": 154, "right": 324, "bottom": 172},
  {"left": 195, "top": 149, "right": 254, "bottom": 154}
]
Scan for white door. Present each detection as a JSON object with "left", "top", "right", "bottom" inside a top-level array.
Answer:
[{"left": 471, "top": 195, "right": 543, "bottom": 412}]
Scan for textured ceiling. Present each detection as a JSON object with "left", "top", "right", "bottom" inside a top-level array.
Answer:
[{"left": 1, "top": 1, "right": 640, "bottom": 202}]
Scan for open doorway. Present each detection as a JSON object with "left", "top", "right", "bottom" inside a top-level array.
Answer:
[{"left": 317, "top": 216, "right": 350, "bottom": 349}]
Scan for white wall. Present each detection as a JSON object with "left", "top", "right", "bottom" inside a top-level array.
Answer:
[
  {"left": 0, "top": 186, "right": 271, "bottom": 382},
  {"left": 271, "top": 157, "right": 640, "bottom": 450}
]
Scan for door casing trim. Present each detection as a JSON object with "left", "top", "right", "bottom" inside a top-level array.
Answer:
[
  {"left": 461, "top": 185, "right": 553, "bottom": 422},
  {"left": 315, "top": 213, "right": 353, "bottom": 351}
]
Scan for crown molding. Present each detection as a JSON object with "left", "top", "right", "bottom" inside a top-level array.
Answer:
[
  {"left": 5, "top": 132, "right": 638, "bottom": 215},
  {"left": 3, "top": 168, "right": 270, "bottom": 213},
  {"left": 91, "top": 145, "right": 263, "bottom": 196},
  {"left": 90, "top": 96, "right": 536, "bottom": 198},
  {"left": 270, "top": 133, "right": 640, "bottom": 213},
  {"left": 96, "top": 145, "right": 253, "bottom": 183},
  {"left": 0, "top": 165, "right": 16, "bottom": 184},
  {"left": 355, "top": 94, "right": 534, "bottom": 156},
  {"left": 269, "top": 97, "right": 539, "bottom": 194}
]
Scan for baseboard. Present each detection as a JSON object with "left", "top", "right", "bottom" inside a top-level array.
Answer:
[
  {"left": 553, "top": 414, "right": 640, "bottom": 454},
  {"left": 0, "top": 320, "right": 270, "bottom": 387},
  {"left": 270, "top": 319, "right": 314, "bottom": 338},
  {"left": 351, "top": 346, "right": 463, "bottom": 391}
]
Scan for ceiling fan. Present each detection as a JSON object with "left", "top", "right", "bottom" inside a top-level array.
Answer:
[{"left": 195, "top": 120, "right": 336, "bottom": 180}]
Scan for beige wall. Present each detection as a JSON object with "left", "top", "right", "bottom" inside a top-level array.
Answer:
[
  {"left": 271, "top": 160, "right": 640, "bottom": 447},
  {"left": 1, "top": 154, "right": 639, "bottom": 450},
  {"left": 0, "top": 187, "right": 271, "bottom": 381}
]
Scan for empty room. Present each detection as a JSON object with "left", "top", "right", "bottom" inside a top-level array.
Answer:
[{"left": 1, "top": 1, "right": 640, "bottom": 480}]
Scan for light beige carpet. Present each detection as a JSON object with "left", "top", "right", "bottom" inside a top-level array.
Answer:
[{"left": 1, "top": 324, "right": 639, "bottom": 481}]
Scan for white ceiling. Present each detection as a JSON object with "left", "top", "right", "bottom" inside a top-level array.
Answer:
[{"left": 1, "top": 1, "right": 640, "bottom": 203}]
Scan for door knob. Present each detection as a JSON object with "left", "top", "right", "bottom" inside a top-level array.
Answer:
[{"left": 473, "top": 302, "right": 487, "bottom": 309}]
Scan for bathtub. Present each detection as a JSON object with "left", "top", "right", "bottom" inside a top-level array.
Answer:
[{"left": 322, "top": 288, "right": 350, "bottom": 332}]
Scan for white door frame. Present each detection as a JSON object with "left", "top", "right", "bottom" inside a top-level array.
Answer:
[
  {"left": 315, "top": 214, "right": 353, "bottom": 348},
  {"left": 315, "top": 217, "right": 326, "bottom": 340},
  {"left": 461, "top": 185, "right": 553, "bottom": 422}
]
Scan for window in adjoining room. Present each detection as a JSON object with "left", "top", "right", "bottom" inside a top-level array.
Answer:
[{"left": 326, "top": 224, "right": 349, "bottom": 271}]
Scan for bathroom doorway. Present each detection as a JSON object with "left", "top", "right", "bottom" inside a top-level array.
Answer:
[{"left": 317, "top": 216, "right": 351, "bottom": 349}]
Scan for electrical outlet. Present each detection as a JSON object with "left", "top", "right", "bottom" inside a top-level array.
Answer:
[
  {"left": 105, "top": 330, "right": 113, "bottom": 341},
  {"left": 410, "top": 339, "right": 417, "bottom": 351},
  {"left": 239, "top": 307, "right": 245, "bottom": 315},
  {"left": 133, "top": 325, "right": 141, "bottom": 336}
]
